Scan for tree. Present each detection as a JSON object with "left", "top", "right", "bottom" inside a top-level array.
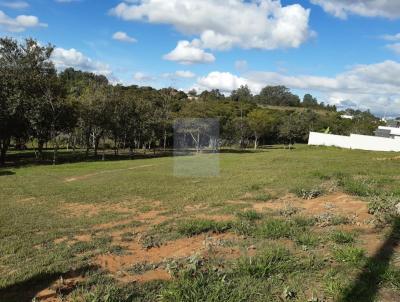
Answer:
[
  {"left": 256, "top": 85, "right": 300, "bottom": 107},
  {"left": 78, "top": 81, "right": 110, "bottom": 157},
  {"left": 0, "top": 38, "right": 25, "bottom": 165},
  {"left": 247, "top": 109, "right": 276, "bottom": 149},
  {"left": 230, "top": 85, "right": 252, "bottom": 102},
  {"left": 302, "top": 94, "right": 318, "bottom": 108}
]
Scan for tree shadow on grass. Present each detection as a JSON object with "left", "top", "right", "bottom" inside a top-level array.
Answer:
[
  {"left": 0, "top": 266, "right": 94, "bottom": 302},
  {"left": 0, "top": 170, "right": 15, "bottom": 176},
  {"left": 339, "top": 218, "right": 400, "bottom": 302}
]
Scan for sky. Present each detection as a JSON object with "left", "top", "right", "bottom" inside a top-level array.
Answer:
[{"left": 1, "top": 0, "right": 400, "bottom": 116}]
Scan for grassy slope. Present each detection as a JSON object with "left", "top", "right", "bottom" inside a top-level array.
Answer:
[{"left": 1, "top": 145, "right": 400, "bottom": 301}]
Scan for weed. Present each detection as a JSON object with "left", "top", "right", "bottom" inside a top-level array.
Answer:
[
  {"left": 330, "top": 231, "right": 355, "bottom": 244},
  {"left": 236, "top": 210, "right": 262, "bottom": 221},
  {"left": 257, "top": 219, "right": 293, "bottom": 239},
  {"left": 176, "top": 219, "right": 232, "bottom": 237},
  {"left": 333, "top": 247, "right": 365, "bottom": 266},
  {"left": 235, "top": 247, "right": 296, "bottom": 278},
  {"left": 293, "top": 215, "right": 316, "bottom": 227},
  {"left": 294, "top": 233, "right": 320, "bottom": 247},
  {"left": 254, "top": 193, "right": 273, "bottom": 202},
  {"left": 293, "top": 187, "right": 323, "bottom": 200}
]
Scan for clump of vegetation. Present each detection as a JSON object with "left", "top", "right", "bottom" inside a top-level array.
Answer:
[
  {"left": 337, "top": 176, "right": 378, "bottom": 197},
  {"left": 330, "top": 231, "right": 355, "bottom": 244},
  {"left": 257, "top": 219, "right": 293, "bottom": 239},
  {"left": 293, "top": 215, "right": 317, "bottom": 227},
  {"left": 177, "top": 219, "right": 232, "bottom": 237},
  {"left": 333, "top": 246, "right": 366, "bottom": 266},
  {"left": 232, "top": 220, "right": 257, "bottom": 236},
  {"left": 128, "top": 261, "right": 158, "bottom": 275},
  {"left": 368, "top": 195, "right": 400, "bottom": 225},
  {"left": 120, "top": 232, "right": 135, "bottom": 242},
  {"left": 235, "top": 247, "right": 296, "bottom": 278},
  {"left": 294, "top": 233, "right": 320, "bottom": 248},
  {"left": 315, "top": 213, "right": 351, "bottom": 227},
  {"left": 236, "top": 210, "right": 262, "bottom": 221},
  {"left": 254, "top": 193, "right": 273, "bottom": 202},
  {"left": 293, "top": 187, "right": 323, "bottom": 200}
]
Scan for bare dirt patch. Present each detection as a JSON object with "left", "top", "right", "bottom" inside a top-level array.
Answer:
[
  {"left": 95, "top": 233, "right": 237, "bottom": 282},
  {"left": 253, "top": 192, "right": 374, "bottom": 225}
]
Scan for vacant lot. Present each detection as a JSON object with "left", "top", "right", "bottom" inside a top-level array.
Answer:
[{"left": 1, "top": 146, "right": 399, "bottom": 302}]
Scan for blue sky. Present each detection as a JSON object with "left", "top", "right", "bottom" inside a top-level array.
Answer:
[{"left": 1, "top": 0, "right": 400, "bottom": 115}]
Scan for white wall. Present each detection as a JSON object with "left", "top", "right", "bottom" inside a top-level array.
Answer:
[
  {"left": 308, "top": 132, "right": 400, "bottom": 152},
  {"left": 378, "top": 126, "right": 400, "bottom": 136},
  {"left": 308, "top": 132, "right": 352, "bottom": 149}
]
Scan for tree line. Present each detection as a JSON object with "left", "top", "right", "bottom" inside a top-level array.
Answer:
[{"left": 0, "top": 38, "right": 381, "bottom": 165}]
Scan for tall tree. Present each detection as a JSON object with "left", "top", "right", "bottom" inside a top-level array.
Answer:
[
  {"left": 0, "top": 38, "right": 25, "bottom": 165},
  {"left": 247, "top": 109, "right": 276, "bottom": 149},
  {"left": 256, "top": 85, "right": 300, "bottom": 107}
]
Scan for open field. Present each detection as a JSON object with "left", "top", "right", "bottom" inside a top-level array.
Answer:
[{"left": 1, "top": 145, "right": 400, "bottom": 302}]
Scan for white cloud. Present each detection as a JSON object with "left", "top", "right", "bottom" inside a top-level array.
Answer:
[
  {"left": 174, "top": 70, "right": 196, "bottom": 78},
  {"left": 311, "top": 0, "right": 400, "bottom": 19},
  {"left": 196, "top": 60, "right": 400, "bottom": 115},
  {"left": 111, "top": 0, "right": 312, "bottom": 51},
  {"left": 197, "top": 72, "right": 253, "bottom": 93},
  {"left": 0, "top": 1, "right": 29, "bottom": 9},
  {"left": 386, "top": 43, "right": 400, "bottom": 54},
  {"left": 163, "top": 40, "right": 215, "bottom": 64},
  {"left": 52, "top": 47, "right": 112, "bottom": 76},
  {"left": 112, "top": 31, "right": 137, "bottom": 43},
  {"left": 133, "top": 72, "right": 155, "bottom": 82},
  {"left": 0, "top": 10, "right": 47, "bottom": 32},
  {"left": 382, "top": 33, "right": 400, "bottom": 41}
]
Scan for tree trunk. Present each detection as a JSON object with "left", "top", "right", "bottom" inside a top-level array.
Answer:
[
  {"left": 163, "top": 129, "right": 167, "bottom": 151},
  {"left": 85, "top": 132, "right": 91, "bottom": 158},
  {"left": 197, "top": 131, "right": 200, "bottom": 153},
  {"left": 0, "top": 138, "right": 10, "bottom": 166},
  {"left": 38, "top": 140, "right": 45, "bottom": 160},
  {"left": 53, "top": 143, "right": 58, "bottom": 165},
  {"left": 94, "top": 136, "right": 100, "bottom": 157},
  {"left": 254, "top": 135, "right": 258, "bottom": 150},
  {"left": 102, "top": 137, "right": 106, "bottom": 161}
]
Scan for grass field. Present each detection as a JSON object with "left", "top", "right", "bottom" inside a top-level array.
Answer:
[{"left": 1, "top": 145, "right": 400, "bottom": 302}]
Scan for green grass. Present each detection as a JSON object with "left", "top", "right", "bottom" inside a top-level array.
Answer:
[
  {"left": 1, "top": 145, "right": 400, "bottom": 301},
  {"left": 333, "top": 246, "right": 366, "bottom": 266},
  {"left": 176, "top": 219, "right": 232, "bottom": 236},
  {"left": 330, "top": 231, "right": 356, "bottom": 244}
]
